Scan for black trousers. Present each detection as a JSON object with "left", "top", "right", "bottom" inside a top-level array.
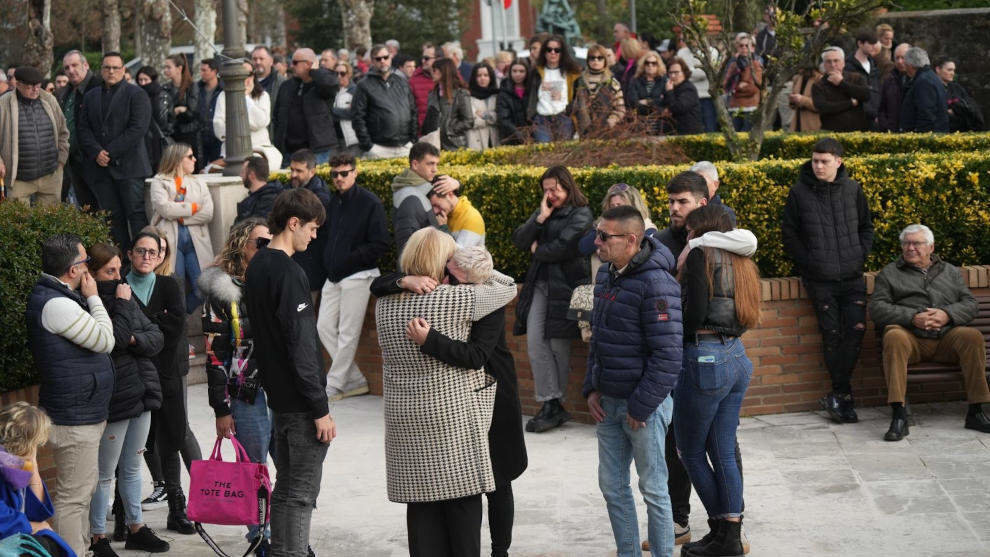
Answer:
[
  {"left": 407, "top": 494, "right": 482, "bottom": 557},
  {"left": 486, "top": 482, "right": 513, "bottom": 557},
  {"left": 804, "top": 277, "right": 868, "bottom": 395},
  {"left": 667, "top": 424, "right": 745, "bottom": 525}
]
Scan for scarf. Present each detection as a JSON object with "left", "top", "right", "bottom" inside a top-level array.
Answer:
[
  {"left": 126, "top": 270, "right": 157, "bottom": 306},
  {"left": 469, "top": 75, "right": 498, "bottom": 100}
]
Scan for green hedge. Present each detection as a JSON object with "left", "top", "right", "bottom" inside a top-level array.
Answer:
[
  {"left": 0, "top": 203, "right": 111, "bottom": 391},
  {"left": 415, "top": 132, "right": 990, "bottom": 167},
  {"left": 278, "top": 149, "right": 990, "bottom": 281}
]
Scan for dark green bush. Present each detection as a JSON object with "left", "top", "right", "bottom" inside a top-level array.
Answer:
[{"left": 0, "top": 203, "right": 111, "bottom": 391}]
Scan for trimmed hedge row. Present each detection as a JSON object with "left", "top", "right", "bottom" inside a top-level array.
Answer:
[
  {"left": 278, "top": 149, "right": 990, "bottom": 282},
  {"left": 388, "top": 132, "right": 990, "bottom": 167},
  {"left": 0, "top": 202, "right": 111, "bottom": 390}
]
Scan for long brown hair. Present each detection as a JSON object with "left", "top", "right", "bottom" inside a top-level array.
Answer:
[
  {"left": 683, "top": 205, "right": 761, "bottom": 329},
  {"left": 87, "top": 243, "right": 122, "bottom": 275},
  {"left": 166, "top": 54, "right": 193, "bottom": 100},
  {"left": 540, "top": 165, "right": 588, "bottom": 207},
  {"left": 432, "top": 57, "right": 466, "bottom": 102}
]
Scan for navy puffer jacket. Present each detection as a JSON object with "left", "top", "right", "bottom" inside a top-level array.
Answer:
[{"left": 583, "top": 236, "right": 683, "bottom": 421}]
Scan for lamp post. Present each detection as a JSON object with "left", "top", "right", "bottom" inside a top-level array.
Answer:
[{"left": 219, "top": 0, "right": 251, "bottom": 177}]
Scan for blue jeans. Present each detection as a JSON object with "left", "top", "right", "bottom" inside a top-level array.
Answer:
[
  {"left": 174, "top": 225, "right": 202, "bottom": 314},
  {"left": 532, "top": 114, "right": 574, "bottom": 143},
  {"left": 700, "top": 98, "right": 718, "bottom": 133},
  {"left": 231, "top": 389, "right": 273, "bottom": 541},
  {"left": 673, "top": 338, "right": 752, "bottom": 519},
  {"left": 89, "top": 411, "right": 151, "bottom": 534},
  {"left": 597, "top": 396, "right": 674, "bottom": 557}
]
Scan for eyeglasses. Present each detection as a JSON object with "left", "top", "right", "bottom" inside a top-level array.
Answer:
[
  {"left": 668, "top": 69, "right": 683, "bottom": 75},
  {"left": 422, "top": 56, "right": 435, "bottom": 61},
  {"left": 254, "top": 237, "right": 271, "bottom": 249},
  {"left": 330, "top": 169, "right": 354, "bottom": 179},
  {"left": 102, "top": 65, "right": 124, "bottom": 71},
  {"left": 71, "top": 256, "right": 91, "bottom": 267},
  {"left": 596, "top": 229, "right": 630, "bottom": 242},
  {"left": 901, "top": 241, "right": 928, "bottom": 248},
  {"left": 644, "top": 60, "right": 659, "bottom": 66},
  {"left": 545, "top": 47, "right": 562, "bottom": 54},
  {"left": 374, "top": 55, "right": 390, "bottom": 62},
  {"left": 133, "top": 248, "right": 159, "bottom": 259},
  {"left": 587, "top": 56, "right": 605, "bottom": 61}
]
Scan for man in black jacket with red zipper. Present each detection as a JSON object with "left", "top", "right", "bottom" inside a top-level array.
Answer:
[{"left": 782, "top": 138, "right": 874, "bottom": 424}]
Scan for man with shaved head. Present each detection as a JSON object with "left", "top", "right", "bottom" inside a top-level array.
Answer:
[
  {"left": 272, "top": 47, "right": 340, "bottom": 165},
  {"left": 878, "top": 43, "right": 911, "bottom": 131}
]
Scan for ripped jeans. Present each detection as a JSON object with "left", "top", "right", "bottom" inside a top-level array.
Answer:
[
  {"left": 804, "top": 277, "right": 867, "bottom": 395},
  {"left": 89, "top": 411, "right": 151, "bottom": 534}
]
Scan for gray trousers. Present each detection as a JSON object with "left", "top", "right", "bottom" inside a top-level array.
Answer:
[
  {"left": 526, "top": 281, "right": 572, "bottom": 402},
  {"left": 270, "top": 412, "right": 329, "bottom": 557}
]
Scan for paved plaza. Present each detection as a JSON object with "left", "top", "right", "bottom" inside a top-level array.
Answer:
[{"left": 116, "top": 384, "right": 990, "bottom": 556}]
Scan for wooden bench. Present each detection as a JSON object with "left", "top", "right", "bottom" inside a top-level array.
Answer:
[{"left": 879, "top": 295, "right": 990, "bottom": 383}]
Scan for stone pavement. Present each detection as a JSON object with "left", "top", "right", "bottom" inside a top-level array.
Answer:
[{"left": 115, "top": 385, "right": 990, "bottom": 556}]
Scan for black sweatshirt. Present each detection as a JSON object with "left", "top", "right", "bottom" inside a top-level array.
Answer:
[{"left": 244, "top": 247, "right": 329, "bottom": 419}]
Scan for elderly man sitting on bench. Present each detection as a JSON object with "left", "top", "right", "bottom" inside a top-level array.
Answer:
[{"left": 870, "top": 223, "right": 990, "bottom": 441}]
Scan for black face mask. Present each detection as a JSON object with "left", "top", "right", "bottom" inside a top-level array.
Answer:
[{"left": 96, "top": 278, "right": 122, "bottom": 297}]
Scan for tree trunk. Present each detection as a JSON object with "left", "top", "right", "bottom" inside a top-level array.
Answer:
[
  {"left": 236, "top": 0, "right": 248, "bottom": 49},
  {"left": 23, "top": 0, "right": 54, "bottom": 75},
  {"left": 140, "top": 0, "right": 171, "bottom": 73},
  {"left": 339, "top": 0, "right": 372, "bottom": 51},
  {"left": 194, "top": 0, "right": 217, "bottom": 63},
  {"left": 594, "top": 0, "right": 610, "bottom": 45},
  {"left": 102, "top": 0, "right": 121, "bottom": 53},
  {"left": 134, "top": 0, "right": 143, "bottom": 58}
]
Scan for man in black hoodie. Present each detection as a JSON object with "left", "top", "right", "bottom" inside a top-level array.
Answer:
[
  {"left": 245, "top": 188, "right": 335, "bottom": 556},
  {"left": 235, "top": 155, "right": 283, "bottom": 223},
  {"left": 782, "top": 138, "right": 874, "bottom": 424}
]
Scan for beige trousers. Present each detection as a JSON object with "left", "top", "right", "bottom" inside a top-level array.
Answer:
[
  {"left": 882, "top": 325, "right": 990, "bottom": 404},
  {"left": 11, "top": 167, "right": 62, "bottom": 207},
  {"left": 50, "top": 421, "right": 105, "bottom": 556}
]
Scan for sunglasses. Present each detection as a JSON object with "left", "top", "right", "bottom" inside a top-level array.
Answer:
[
  {"left": 644, "top": 60, "right": 659, "bottom": 66},
  {"left": 291, "top": 60, "right": 307, "bottom": 65},
  {"left": 608, "top": 183, "right": 631, "bottom": 193},
  {"left": 330, "top": 169, "right": 353, "bottom": 179},
  {"left": 422, "top": 55, "right": 435, "bottom": 61},
  {"left": 545, "top": 47, "right": 562, "bottom": 54},
  {"left": 336, "top": 71, "right": 348, "bottom": 77},
  {"left": 587, "top": 56, "right": 605, "bottom": 61},
  {"left": 374, "top": 55, "right": 390, "bottom": 61},
  {"left": 596, "top": 230, "right": 630, "bottom": 242},
  {"left": 255, "top": 237, "right": 271, "bottom": 249}
]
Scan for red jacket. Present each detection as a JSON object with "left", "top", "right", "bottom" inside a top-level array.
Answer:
[{"left": 410, "top": 67, "right": 435, "bottom": 132}]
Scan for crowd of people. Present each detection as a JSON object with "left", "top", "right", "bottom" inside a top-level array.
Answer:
[
  {"left": 6, "top": 131, "right": 988, "bottom": 557},
  {"left": 0, "top": 16, "right": 987, "bottom": 557}
]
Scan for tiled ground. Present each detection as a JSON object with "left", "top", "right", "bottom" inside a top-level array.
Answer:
[{"left": 114, "top": 385, "right": 990, "bottom": 556}]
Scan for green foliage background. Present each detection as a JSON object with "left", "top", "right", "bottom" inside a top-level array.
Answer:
[{"left": 0, "top": 203, "right": 111, "bottom": 390}]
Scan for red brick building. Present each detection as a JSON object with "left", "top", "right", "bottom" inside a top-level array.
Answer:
[{"left": 460, "top": 0, "right": 537, "bottom": 62}]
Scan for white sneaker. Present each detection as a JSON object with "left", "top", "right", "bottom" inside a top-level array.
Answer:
[{"left": 327, "top": 383, "right": 369, "bottom": 402}]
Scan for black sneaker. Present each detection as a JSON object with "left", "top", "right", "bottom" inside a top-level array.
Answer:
[
  {"left": 125, "top": 525, "right": 170, "bottom": 553},
  {"left": 307, "top": 545, "right": 316, "bottom": 557},
  {"left": 965, "top": 411, "right": 990, "bottom": 433},
  {"left": 141, "top": 481, "right": 168, "bottom": 510},
  {"left": 90, "top": 537, "right": 119, "bottom": 557},
  {"left": 837, "top": 393, "right": 859, "bottom": 423}
]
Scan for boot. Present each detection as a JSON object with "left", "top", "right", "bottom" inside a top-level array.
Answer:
[
  {"left": 681, "top": 519, "right": 719, "bottom": 553},
  {"left": 166, "top": 487, "right": 196, "bottom": 535},
  {"left": 685, "top": 519, "right": 745, "bottom": 557}
]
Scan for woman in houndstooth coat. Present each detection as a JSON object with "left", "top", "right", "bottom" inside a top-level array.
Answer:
[{"left": 375, "top": 228, "right": 517, "bottom": 556}]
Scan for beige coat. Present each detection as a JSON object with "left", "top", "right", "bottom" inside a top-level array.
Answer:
[
  {"left": 0, "top": 90, "right": 70, "bottom": 183},
  {"left": 149, "top": 173, "right": 215, "bottom": 272},
  {"left": 466, "top": 96, "right": 497, "bottom": 152},
  {"left": 790, "top": 71, "right": 822, "bottom": 132}
]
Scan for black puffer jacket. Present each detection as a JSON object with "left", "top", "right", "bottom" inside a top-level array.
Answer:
[
  {"left": 496, "top": 79, "right": 529, "bottom": 145},
  {"left": 781, "top": 161, "right": 874, "bottom": 282},
  {"left": 352, "top": 67, "right": 417, "bottom": 151},
  {"left": 512, "top": 205, "right": 593, "bottom": 339},
  {"left": 660, "top": 80, "right": 704, "bottom": 135},
  {"left": 199, "top": 266, "right": 259, "bottom": 417},
  {"left": 97, "top": 280, "right": 164, "bottom": 423},
  {"left": 15, "top": 95, "right": 58, "bottom": 181},
  {"left": 272, "top": 68, "right": 340, "bottom": 153}
]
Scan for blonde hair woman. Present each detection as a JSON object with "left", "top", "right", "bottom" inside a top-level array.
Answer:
[
  {"left": 627, "top": 51, "right": 668, "bottom": 134},
  {"left": 375, "top": 227, "right": 518, "bottom": 555},
  {"left": 149, "top": 142, "right": 215, "bottom": 314},
  {"left": 573, "top": 43, "right": 625, "bottom": 136}
]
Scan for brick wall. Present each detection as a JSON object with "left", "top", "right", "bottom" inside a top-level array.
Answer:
[{"left": 355, "top": 266, "right": 990, "bottom": 424}]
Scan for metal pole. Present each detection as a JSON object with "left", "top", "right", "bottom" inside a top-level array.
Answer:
[
  {"left": 220, "top": 0, "right": 251, "bottom": 177},
  {"left": 488, "top": 0, "right": 498, "bottom": 57},
  {"left": 630, "top": 0, "right": 636, "bottom": 34}
]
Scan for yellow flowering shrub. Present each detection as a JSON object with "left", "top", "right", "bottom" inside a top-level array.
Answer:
[{"left": 274, "top": 150, "right": 990, "bottom": 279}]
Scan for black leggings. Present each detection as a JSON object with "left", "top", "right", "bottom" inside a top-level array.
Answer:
[
  {"left": 486, "top": 482, "right": 514, "bottom": 557},
  {"left": 407, "top": 494, "right": 482, "bottom": 557}
]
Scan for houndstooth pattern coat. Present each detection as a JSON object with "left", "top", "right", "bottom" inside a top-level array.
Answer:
[{"left": 376, "top": 271, "right": 517, "bottom": 503}]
